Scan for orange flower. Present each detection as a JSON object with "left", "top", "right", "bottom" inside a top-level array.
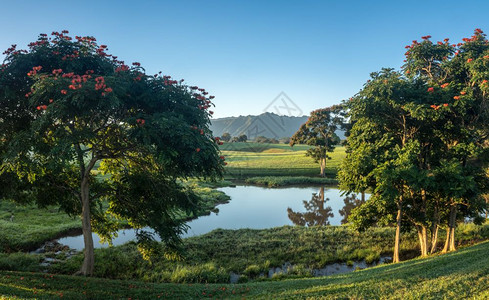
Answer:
[
  {"left": 467, "top": 58, "right": 473, "bottom": 63},
  {"left": 460, "top": 91, "right": 466, "bottom": 95},
  {"left": 427, "top": 87, "right": 434, "bottom": 92},
  {"left": 454, "top": 96, "right": 460, "bottom": 100},
  {"left": 443, "top": 103, "right": 449, "bottom": 107},
  {"left": 441, "top": 83, "right": 449, "bottom": 89}
]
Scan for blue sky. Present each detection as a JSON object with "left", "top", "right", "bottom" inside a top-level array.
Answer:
[{"left": 2, "top": 0, "right": 489, "bottom": 118}]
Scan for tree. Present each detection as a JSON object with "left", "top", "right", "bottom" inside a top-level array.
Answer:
[
  {"left": 340, "top": 30, "right": 489, "bottom": 263},
  {"left": 220, "top": 132, "right": 231, "bottom": 142},
  {"left": 231, "top": 134, "right": 247, "bottom": 142},
  {"left": 0, "top": 31, "right": 225, "bottom": 275},
  {"left": 290, "top": 106, "right": 342, "bottom": 177}
]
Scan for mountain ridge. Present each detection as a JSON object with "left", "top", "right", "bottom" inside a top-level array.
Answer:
[{"left": 209, "top": 112, "right": 308, "bottom": 139}]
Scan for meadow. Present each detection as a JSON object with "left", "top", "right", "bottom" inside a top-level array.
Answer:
[{"left": 221, "top": 142, "right": 346, "bottom": 178}]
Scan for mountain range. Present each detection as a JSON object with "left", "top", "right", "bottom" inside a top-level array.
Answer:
[{"left": 209, "top": 112, "right": 307, "bottom": 140}]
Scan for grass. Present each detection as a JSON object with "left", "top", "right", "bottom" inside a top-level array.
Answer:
[
  {"left": 245, "top": 176, "right": 338, "bottom": 187},
  {"left": 0, "top": 201, "right": 80, "bottom": 252},
  {"left": 2, "top": 240, "right": 489, "bottom": 298},
  {"left": 220, "top": 142, "right": 346, "bottom": 178},
  {"left": 11, "top": 222, "right": 483, "bottom": 285}
]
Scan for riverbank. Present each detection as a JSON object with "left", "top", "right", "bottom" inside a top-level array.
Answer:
[
  {"left": 0, "top": 180, "right": 230, "bottom": 252},
  {"left": 2, "top": 239, "right": 489, "bottom": 299}
]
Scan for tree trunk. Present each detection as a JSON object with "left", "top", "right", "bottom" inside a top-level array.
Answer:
[
  {"left": 361, "top": 192, "right": 365, "bottom": 202},
  {"left": 430, "top": 207, "right": 440, "bottom": 254},
  {"left": 417, "top": 225, "right": 428, "bottom": 256},
  {"left": 442, "top": 204, "right": 457, "bottom": 253},
  {"left": 319, "top": 158, "right": 326, "bottom": 177},
  {"left": 393, "top": 199, "right": 402, "bottom": 263},
  {"left": 430, "top": 224, "right": 439, "bottom": 254},
  {"left": 80, "top": 178, "right": 94, "bottom": 275}
]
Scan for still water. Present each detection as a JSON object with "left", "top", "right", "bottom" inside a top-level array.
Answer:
[{"left": 58, "top": 185, "right": 368, "bottom": 250}]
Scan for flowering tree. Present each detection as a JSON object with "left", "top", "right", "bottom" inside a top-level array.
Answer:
[
  {"left": 0, "top": 31, "right": 225, "bottom": 275},
  {"left": 290, "top": 106, "right": 342, "bottom": 177},
  {"left": 340, "top": 30, "right": 489, "bottom": 262}
]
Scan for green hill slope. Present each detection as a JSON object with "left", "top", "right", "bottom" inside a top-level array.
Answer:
[{"left": 2, "top": 241, "right": 489, "bottom": 299}]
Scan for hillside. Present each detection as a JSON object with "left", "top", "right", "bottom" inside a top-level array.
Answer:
[
  {"left": 2, "top": 241, "right": 489, "bottom": 298},
  {"left": 210, "top": 112, "right": 346, "bottom": 140}
]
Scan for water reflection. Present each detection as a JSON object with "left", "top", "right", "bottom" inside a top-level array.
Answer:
[
  {"left": 287, "top": 187, "right": 334, "bottom": 226},
  {"left": 339, "top": 193, "right": 365, "bottom": 225},
  {"left": 288, "top": 189, "right": 366, "bottom": 226}
]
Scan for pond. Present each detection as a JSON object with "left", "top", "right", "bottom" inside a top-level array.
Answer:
[{"left": 58, "top": 185, "right": 368, "bottom": 250}]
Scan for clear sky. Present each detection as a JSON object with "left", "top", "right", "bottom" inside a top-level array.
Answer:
[{"left": 2, "top": 0, "right": 489, "bottom": 118}]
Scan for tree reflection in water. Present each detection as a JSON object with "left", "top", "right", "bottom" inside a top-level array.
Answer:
[
  {"left": 288, "top": 189, "right": 367, "bottom": 226},
  {"left": 287, "top": 187, "right": 334, "bottom": 226},
  {"left": 339, "top": 193, "right": 365, "bottom": 224}
]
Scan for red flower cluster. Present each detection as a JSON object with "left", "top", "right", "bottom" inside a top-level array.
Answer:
[
  {"left": 441, "top": 83, "right": 449, "bottom": 89},
  {"left": 95, "top": 76, "right": 106, "bottom": 90},
  {"left": 36, "top": 105, "right": 48, "bottom": 110},
  {"left": 2, "top": 44, "right": 17, "bottom": 55},
  {"left": 136, "top": 118, "right": 145, "bottom": 126},
  {"left": 453, "top": 96, "right": 460, "bottom": 100},
  {"left": 196, "top": 148, "right": 201, "bottom": 152},
  {"left": 27, "top": 66, "right": 42, "bottom": 76},
  {"left": 52, "top": 69, "right": 63, "bottom": 75},
  {"left": 430, "top": 105, "right": 440, "bottom": 110},
  {"left": 115, "top": 65, "right": 129, "bottom": 72},
  {"left": 427, "top": 87, "right": 434, "bottom": 92},
  {"left": 421, "top": 35, "right": 432, "bottom": 40},
  {"left": 61, "top": 90, "right": 67, "bottom": 95},
  {"left": 132, "top": 62, "right": 141, "bottom": 67},
  {"left": 467, "top": 58, "right": 473, "bottom": 63},
  {"left": 62, "top": 72, "right": 75, "bottom": 78},
  {"left": 460, "top": 91, "right": 466, "bottom": 95}
]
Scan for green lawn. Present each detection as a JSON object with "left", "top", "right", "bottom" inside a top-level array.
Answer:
[
  {"left": 221, "top": 142, "right": 346, "bottom": 178},
  {"left": 2, "top": 240, "right": 489, "bottom": 299}
]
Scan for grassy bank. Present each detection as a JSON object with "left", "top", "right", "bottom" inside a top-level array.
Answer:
[
  {"left": 0, "top": 180, "right": 230, "bottom": 252},
  {"left": 2, "top": 240, "right": 489, "bottom": 299},
  {"left": 245, "top": 176, "right": 338, "bottom": 187},
  {"left": 5, "top": 222, "right": 481, "bottom": 285},
  {"left": 221, "top": 142, "right": 345, "bottom": 178}
]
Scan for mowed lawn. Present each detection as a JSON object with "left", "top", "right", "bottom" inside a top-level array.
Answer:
[
  {"left": 221, "top": 142, "right": 346, "bottom": 178},
  {"left": 2, "top": 241, "right": 489, "bottom": 299}
]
